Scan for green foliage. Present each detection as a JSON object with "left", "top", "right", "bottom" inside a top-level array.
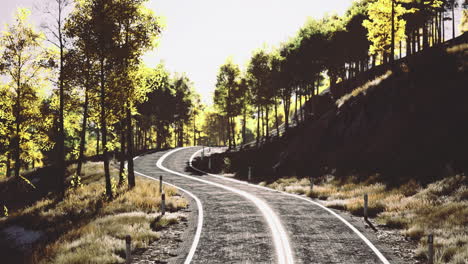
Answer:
[
  {"left": 0, "top": 8, "right": 50, "bottom": 174},
  {"left": 363, "top": 0, "right": 412, "bottom": 59}
]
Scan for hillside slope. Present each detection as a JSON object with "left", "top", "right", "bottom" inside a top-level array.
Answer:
[
  {"left": 203, "top": 33, "right": 468, "bottom": 186},
  {"left": 275, "top": 34, "right": 468, "bottom": 184}
]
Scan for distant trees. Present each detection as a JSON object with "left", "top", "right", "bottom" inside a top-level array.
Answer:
[{"left": 211, "top": 0, "right": 465, "bottom": 148}]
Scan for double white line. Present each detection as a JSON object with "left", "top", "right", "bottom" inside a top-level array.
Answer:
[{"left": 157, "top": 147, "right": 295, "bottom": 264}]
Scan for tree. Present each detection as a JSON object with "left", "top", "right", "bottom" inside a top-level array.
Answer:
[
  {"left": 363, "top": 0, "right": 410, "bottom": 63},
  {"left": 247, "top": 49, "right": 271, "bottom": 144},
  {"left": 41, "top": 0, "right": 73, "bottom": 198},
  {"left": 113, "top": 0, "right": 162, "bottom": 188},
  {"left": 214, "top": 58, "right": 241, "bottom": 148},
  {"left": 237, "top": 75, "right": 252, "bottom": 144},
  {"left": 0, "top": 8, "right": 48, "bottom": 179},
  {"left": 173, "top": 74, "right": 195, "bottom": 147}
]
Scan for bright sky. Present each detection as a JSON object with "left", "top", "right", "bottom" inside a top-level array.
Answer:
[{"left": 143, "top": 0, "right": 355, "bottom": 105}]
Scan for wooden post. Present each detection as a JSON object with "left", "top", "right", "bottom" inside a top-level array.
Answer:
[
  {"left": 159, "top": 175, "right": 163, "bottom": 194},
  {"left": 125, "top": 235, "right": 131, "bottom": 264},
  {"left": 364, "top": 194, "right": 368, "bottom": 220},
  {"left": 208, "top": 157, "right": 211, "bottom": 170},
  {"left": 161, "top": 192, "right": 166, "bottom": 216},
  {"left": 428, "top": 234, "right": 434, "bottom": 264},
  {"left": 202, "top": 146, "right": 205, "bottom": 159},
  {"left": 309, "top": 176, "right": 313, "bottom": 192},
  {"left": 248, "top": 166, "right": 252, "bottom": 181}
]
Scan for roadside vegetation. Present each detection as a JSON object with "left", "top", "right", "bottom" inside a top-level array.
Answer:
[
  {"left": 261, "top": 174, "right": 468, "bottom": 264},
  {"left": 0, "top": 162, "right": 187, "bottom": 264}
]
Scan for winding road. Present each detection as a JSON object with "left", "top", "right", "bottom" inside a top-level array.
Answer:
[{"left": 133, "top": 147, "right": 399, "bottom": 264}]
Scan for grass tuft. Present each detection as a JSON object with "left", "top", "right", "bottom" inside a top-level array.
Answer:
[
  {"left": 1, "top": 162, "right": 188, "bottom": 264},
  {"left": 266, "top": 174, "right": 468, "bottom": 264}
]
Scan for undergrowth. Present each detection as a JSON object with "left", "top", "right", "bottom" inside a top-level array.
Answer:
[
  {"left": 265, "top": 174, "right": 468, "bottom": 264},
  {"left": 0, "top": 162, "right": 188, "bottom": 264}
]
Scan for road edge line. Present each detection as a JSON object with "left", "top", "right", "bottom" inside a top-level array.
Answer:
[
  {"left": 190, "top": 147, "right": 391, "bottom": 264},
  {"left": 159, "top": 147, "right": 294, "bottom": 264},
  {"left": 133, "top": 153, "right": 203, "bottom": 264}
]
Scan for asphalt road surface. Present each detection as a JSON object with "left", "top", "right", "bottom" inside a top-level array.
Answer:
[{"left": 133, "top": 147, "right": 399, "bottom": 264}]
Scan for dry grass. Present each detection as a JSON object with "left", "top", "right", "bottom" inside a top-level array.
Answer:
[
  {"left": 0, "top": 162, "right": 188, "bottom": 264},
  {"left": 266, "top": 174, "right": 468, "bottom": 264},
  {"left": 336, "top": 70, "right": 392, "bottom": 108}
]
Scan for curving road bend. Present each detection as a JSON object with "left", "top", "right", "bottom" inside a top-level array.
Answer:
[{"left": 134, "top": 147, "right": 399, "bottom": 264}]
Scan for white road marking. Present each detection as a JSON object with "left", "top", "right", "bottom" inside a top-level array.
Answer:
[
  {"left": 158, "top": 147, "right": 294, "bottom": 264},
  {"left": 190, "top": 147, "right": 391, "bottom": 264},
  {"left": 133, "top": 155, "right": 204, "bottom": 264}
]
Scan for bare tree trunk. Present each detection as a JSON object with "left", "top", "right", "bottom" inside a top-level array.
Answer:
[
  {"left": 274, "top": 99, "right": 279, "bottom": 137},
  {"left": 55, "top": 2, "right": 66, "bottom": 199},
  {"left": 242, "top": 109, "right": 247, "bottom": 144},
  {"left": 126, "top": 105, "right": 135, "bottom": 188},
  {"left": 299, "top": 93, "right": 304, "bottom": 122},
  {"left": 100, "top": 58, "right": 112, "bottom": 199},
  {"left": 231, "top": 117, "right": 236, "bottom": 148},
  {"left": 442, "top": 11, "right": 445, "bottom": 42},
  {"left": 294, "top": 90, "right": 298, "bottom": 124},
  {"left": 193, "top": 116, "right": 196, "bottom": 146},
  {"left": 95, "top": 127, "right": 99, "bottom": 156},
  {"left": 6, "top": 151, "right": 11, "bottom": 178},
  {"left": 14, "top": 78, "right": 21, "bottom": 178},
  {"left": 452, "top": 3, "right": 455, "bottom": 39},
  {"left": 265, "top": 106, "right": 269, "bottom": 140},
  {"left": 260, "top": 108, "right": 264, "bottom": 139},
  {"left": 119, "top": 128, "right": 126, "bottom": 185},
  {"left": 256, "top": 105, "right": 260, "bottom": 145},
  {"left": 227, "top": 117, "right": 232, "bottom": 148},
  {"left": 423, "top": 21, "right": 429, "bottom": 49},
  {"left": 76, "top": 86, "right": 90, "bottom": 176},
  {"left": 407, "top": 34, "right": 412, "bottom": 56},
  {"left": 283, "top": 97, "right": 290, "bottom": 131}
]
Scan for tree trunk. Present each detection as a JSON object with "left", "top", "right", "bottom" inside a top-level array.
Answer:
[
  {"left": 119, "top": 128, "right": 126, "bottom": 185},
  {"left": 6, "top": 151, "right": 11, "bottom": 178},
  {"left": 227, "top": 117, "right": 232, "bottom": 148},
  {"left": 14, "top": 80, "right": 21, "bottom": 178},
  {"left": 242, "top": 109, "right": 247, "bottom": 144},
  {"left": 179, "top": 123, "right": 184, "bottom": 147},
  {"left": 294, "top": 90, "right": 298, "bottom": 124},
  {"left": 274, "top": 99, "right": 279, "bottom": 137},
  {"left": 231, "top": 117, "right": 236, "bottom": 148},
  {"left": 423, "top": 21, "right": 429, "bottom": 49},
  {"left": 256, "top": 105, "right": 260, "bottom": 145},
  {"left": 126, "top": 105, "right": 135, "bottom": 188},
  {"left": 399, "top": 41, "right": 402, "bottom": 59},
  {"left": 442, "top": 11, "right": 445, "bottom": 42},
  {"left": 265, "top": 106, "right": 269, "bottom": 140},
  {"left": 406, "top": 34, "right": 412, "bottom": 56},
  {"left": 283, "top": 97, "right": 290, "bottom": 131},
  {"left": 76, "top": 86, "right": 89, "bottom": 176},
  {"left": 452, "top": 3, "right": 455, "bottom": 39},
  {"left": 416, "top": 29, "right": 420, "bottom": 51},
  {"left": 391, "top": 0, "right": 395, "bottom": 63},
  {"left": 96, "top": 128, "right": 100, "bottom": 156},
  {"left": 193, "top": 116, "right": 196, "bottom": 146},
  {"left": 100, "top": 58, "right": 112, "bottom": 199},
  {"left": 299, "top": 92, "right": 304, "bottom": 122},
  {"left": 57, "top": 27, "right": 65, "bottom": 199}
]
